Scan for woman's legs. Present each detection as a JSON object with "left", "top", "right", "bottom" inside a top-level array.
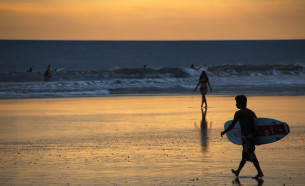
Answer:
[
  {"left": 202, "top": 95, "right": 207, "bottom": 108},
  {"left": 200, "top": 88, "right": 208, "bottom": 108}
]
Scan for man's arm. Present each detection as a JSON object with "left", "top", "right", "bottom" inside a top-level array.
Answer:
[{"left": 221, "top": 112, "right": 238, "bottom": 137}]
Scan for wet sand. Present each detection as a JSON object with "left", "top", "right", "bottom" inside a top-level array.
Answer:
[{"left": 0, "top": 95, "right": 304, "bottom": 185}]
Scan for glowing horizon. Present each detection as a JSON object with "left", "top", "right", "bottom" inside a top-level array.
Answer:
[{"left": 0, "top": 0, "right": 305, "bottom": 40}]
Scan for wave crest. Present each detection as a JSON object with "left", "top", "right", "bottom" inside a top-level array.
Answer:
[{"left": 0, "top": 64, "right": 304, "bottom": 98}]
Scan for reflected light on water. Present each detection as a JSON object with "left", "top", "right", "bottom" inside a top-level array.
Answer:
[{"left": 0, "top": 96, "right": 304, "bottom": 185}]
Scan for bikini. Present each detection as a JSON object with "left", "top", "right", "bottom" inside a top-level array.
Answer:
[{"left": 200, "top": 80, "right": 208, "bottom": 92}]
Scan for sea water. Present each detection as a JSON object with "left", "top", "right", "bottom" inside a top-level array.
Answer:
[{"left": 0, "top": 40, "right": 304, "bottom": 98}]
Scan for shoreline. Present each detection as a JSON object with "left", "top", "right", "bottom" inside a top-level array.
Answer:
[{"left": 1, "top": 91, "right": 305, "bottom": 101}]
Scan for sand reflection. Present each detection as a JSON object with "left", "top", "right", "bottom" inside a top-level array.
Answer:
[
  {"left": 0, "top": 96, "right": 304, "bottom": 185},
  {"left": 232, "top": 178, "right": 264, "bottom": 186},
  {"left": 195, "top": 108, "right": 212, "bottom": 152}
]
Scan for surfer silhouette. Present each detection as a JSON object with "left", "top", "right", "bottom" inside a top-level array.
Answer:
[
  {"left": 191, "top": 64, "right": 201, "bottom": 70},
  {"left": 220, "top": 95, "right": 264, "bottom": 179},
  {"left": 27, "top": 67, "right": 32, "bottom": 72},
  {"left": 194, "top": 71, "right": 212, "bottom": 108},
  {"left": 44, "top": 64, "right": 52, "bottom": 80}
]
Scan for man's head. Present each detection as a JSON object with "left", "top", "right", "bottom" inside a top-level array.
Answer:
[{"left": 235, "top": 95, "right": 247, "bottom": 109}]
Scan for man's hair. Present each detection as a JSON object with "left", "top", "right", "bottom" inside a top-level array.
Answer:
[{"left": 235, "top": 95, "right": 247, "bottom": 107}]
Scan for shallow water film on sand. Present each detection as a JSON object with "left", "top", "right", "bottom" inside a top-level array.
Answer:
[{"left": 0, "top": 96, "right": 304, "bottom": 185}]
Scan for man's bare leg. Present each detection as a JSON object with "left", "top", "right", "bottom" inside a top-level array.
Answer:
[
  {"left": 253, "top": 159, "right": 264, "bottom": 179},
  {"left": 232, "top": 159, "right": 246, "bottom": 177}
]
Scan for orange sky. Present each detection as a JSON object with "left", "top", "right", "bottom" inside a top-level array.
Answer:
[{"left": 0, "top": 0, "right": 305, "bottom": 40}]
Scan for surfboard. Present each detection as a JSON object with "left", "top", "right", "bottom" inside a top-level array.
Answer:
[
  {"left": 224, "top": 118, "right": 290, "bottom": 145},
  {"left": 55, "top": 68, "right": 64, "bottom": 72}
]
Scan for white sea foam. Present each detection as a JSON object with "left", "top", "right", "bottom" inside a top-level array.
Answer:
[{"left": 0, "top": 64, "right": 304, "bottom": 98}]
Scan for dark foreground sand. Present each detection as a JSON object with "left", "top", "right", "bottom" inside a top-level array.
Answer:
[{"left": 0, "top": 96, "right": 304, "bottom": 185}]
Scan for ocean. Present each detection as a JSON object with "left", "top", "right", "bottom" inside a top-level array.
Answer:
[{"left": 0, "top": 40, "right": 304, "bottom": 98}]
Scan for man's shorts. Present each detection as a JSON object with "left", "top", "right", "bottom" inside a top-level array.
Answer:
[{"left": 241, "top": 136, "right": 257, "bottom": 162}]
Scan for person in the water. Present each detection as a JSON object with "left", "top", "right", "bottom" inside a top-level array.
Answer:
[{"left": 44, "top": 64, "right": 52, "bottom": 80}]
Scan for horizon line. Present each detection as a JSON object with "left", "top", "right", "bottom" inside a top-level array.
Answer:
[{"left": 1, "top": 39, "right": 305, "bottom": 42}]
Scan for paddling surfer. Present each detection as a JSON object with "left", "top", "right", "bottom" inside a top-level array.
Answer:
[
  {"left": 44, "top": 64, "right": 52, "bottom": 81},
  {"left": 220, "top": 95, "right": 264, "bottom": 179},
  {"left": 191, "top": 64, "right": 201, "bottom": 70}
]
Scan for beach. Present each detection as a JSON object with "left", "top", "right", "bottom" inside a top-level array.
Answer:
[{"left": 0, "top": 95, "right": 304, "bottom": 185}]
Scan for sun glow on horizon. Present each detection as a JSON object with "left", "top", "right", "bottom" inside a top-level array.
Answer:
[{"left": 0, "top": 0, "right": 305, "bottom": 40}]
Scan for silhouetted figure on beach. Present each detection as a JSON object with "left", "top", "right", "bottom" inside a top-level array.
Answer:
[
  {"left": 221, "top": 95, "right": 264, "bottom": 179},
  {"left": 194, "top": 71, "right": 212, "bottom": 108},
  {"left": 44, "top": 64, "right": 52, "bottom": 80}
]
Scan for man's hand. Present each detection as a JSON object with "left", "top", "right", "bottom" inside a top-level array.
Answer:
[{"left": 220, "top": 131, "right": 225, "bottom": 137}]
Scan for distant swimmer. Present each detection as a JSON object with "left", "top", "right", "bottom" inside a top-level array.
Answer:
[
  {"left": 191, "top": 64, "right": 201, "bottom": 70},
  {"left": 44, "top": 64, "right": 52, "bottom": 80},
  {"left": 27, "top": 67, "right": 32, "bottom": 72},
  {"left": 194, "top": 71, "right": 212, "bottom": 108}
]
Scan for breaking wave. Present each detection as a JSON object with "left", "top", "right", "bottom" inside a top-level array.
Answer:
[{"left": 0, "top": 64, "right": 304, "bottom": 98}]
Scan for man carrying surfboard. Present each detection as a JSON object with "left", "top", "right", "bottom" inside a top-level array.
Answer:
[{"left": 220, "top": 95, "right": 264, "bottom": 179}]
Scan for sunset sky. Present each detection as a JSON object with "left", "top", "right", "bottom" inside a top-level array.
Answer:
[{"left": 0, "top": 0, "right": 304, "bottom": 40}]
